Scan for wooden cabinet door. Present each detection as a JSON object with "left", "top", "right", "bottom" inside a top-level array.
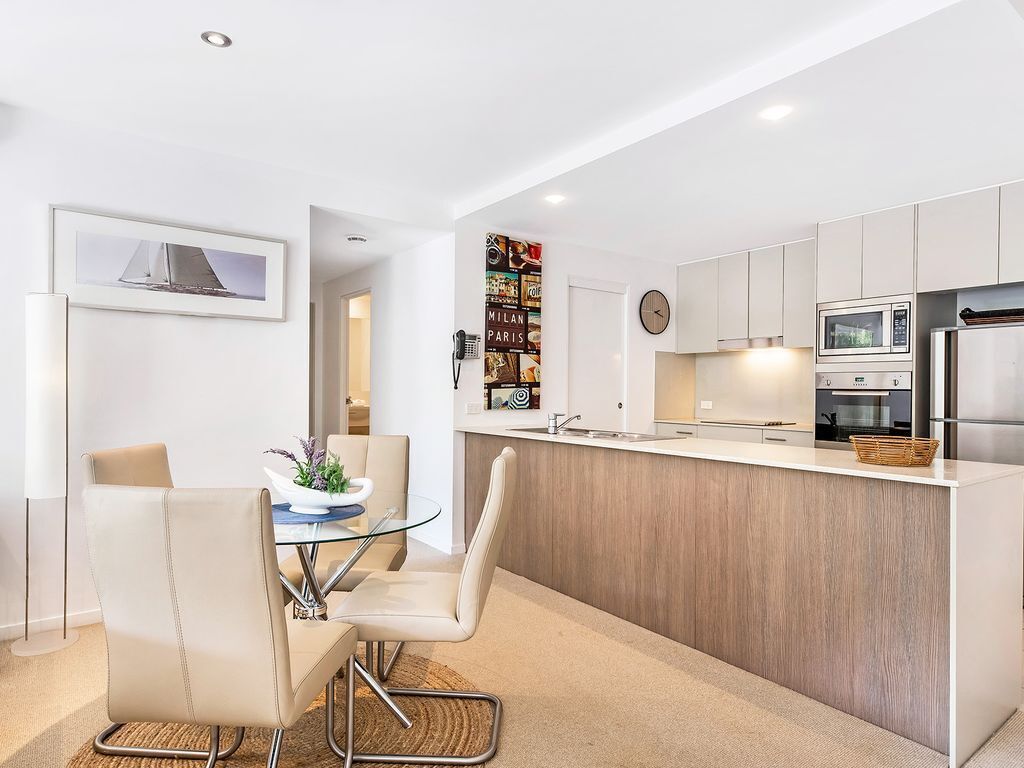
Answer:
[
  {"left": 862, "top": 205, "right": 915, "bottom": 298},
  {"left": 917, "top": 187, "right": 999, "bottom": 292},
  {"left": 676, "top": 259, "right": 719, "bottom": 353},
  {"left": 816, "top": 217, "right": 862, "bottom": 303},
  {"left": 717, "top": 252, "right": 749, "bottom": 340},
  {"left": 748, "top": 245, "right": 784, "bottom": 338},
  {"left": 783, "top": 239, "right": 815, "bottom": 348},
  {"left": 999, "top": 181, "right": 1024, "bottom": 284}
]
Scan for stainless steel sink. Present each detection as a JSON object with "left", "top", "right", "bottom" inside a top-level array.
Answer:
[{"left": 510, "top": 426, "right": 677, "bottom": 442}]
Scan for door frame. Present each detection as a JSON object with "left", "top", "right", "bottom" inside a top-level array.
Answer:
[{"left": 567, "top": 275, "right": 629, "bottom": 429}]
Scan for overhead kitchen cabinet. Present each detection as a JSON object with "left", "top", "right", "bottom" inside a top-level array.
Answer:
[
  {"left": 717, "top": 251, "right": 749, "bottom": 341},
  {"left": 782, "top": 239, "right": 815, "bottom": 348},
  {"left": 999, "top": 180, "right": 1024, "bottom": 285},
  {"left": 676, "top": 258, "right": 719, "bottom": 353},
  {"left": 816, "top": 216, "right": 862, "bottom": 303},
  {"left": 748, "top": 245, "right": 783, "bottom": 338},
  {"left": 862, "top": 204, "right": 915, "bottom": 298},
  {"left": 917, "top": 187, "right": 999, "bottom": 293}
]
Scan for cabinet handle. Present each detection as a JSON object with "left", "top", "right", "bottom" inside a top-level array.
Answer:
[
  {"left": 676, "top": 431, "right": 694, "bottom": 436},
  {"left": 764, "top": 437, "right": 787, "bottom": 442}
]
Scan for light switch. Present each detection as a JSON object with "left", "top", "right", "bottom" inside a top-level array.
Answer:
[
  {"left": 700, "top": 400, "right": 713, "bottom": 410},
  {"left": 465, "top": 402, "right": 482, "bottom": 415}
]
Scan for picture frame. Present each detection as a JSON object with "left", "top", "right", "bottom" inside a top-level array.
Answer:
[{"left": 50, "top": 206, "right": 286, "bottom": 321}]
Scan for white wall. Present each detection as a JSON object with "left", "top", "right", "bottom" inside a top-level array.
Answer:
[
  {"left": 451, "top": 218, "right": 677, "bottom": 549},
  {"left": 318, "top": 235, "right": 456, "bottom": 553},
  {"left": 0, "top": 104, "right": 448, "bottom": 637}
]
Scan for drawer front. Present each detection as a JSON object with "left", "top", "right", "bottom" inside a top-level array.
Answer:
[
  {"left": 696, "top": 425, "right": 763, "bottom": 443},
  {"left": 656, "top": 422, "right": 697, "bottom": 438},
  {"left": 762, "top": 429, "right": 813, "bottom": 448}
]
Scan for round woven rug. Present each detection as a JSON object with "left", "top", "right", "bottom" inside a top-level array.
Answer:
[{"left": 67, "top": 652, "right": 494, "bottom": 767}]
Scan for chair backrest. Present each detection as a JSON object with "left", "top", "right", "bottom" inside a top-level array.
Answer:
[
  {"left": 456, "top": 446, "right": 517, "bottom": 637},
  {"left": 325, "top": 434, "right": 409, "bottom": 492},
  {"left": 326, "top": 434, "right": 409, "bottom": 548},
  {"left": 83, "top": 485, "right": 294, "bottom": 729},
  {"left": 82, "top": 443, "right": 173, "bottom": 487}
]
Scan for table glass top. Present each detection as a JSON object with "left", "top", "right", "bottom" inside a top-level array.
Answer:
[{"left": 272, "top": 491, "right": 440, "bottom": 545}]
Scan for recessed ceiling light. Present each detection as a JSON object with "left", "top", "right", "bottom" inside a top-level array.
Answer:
[
  {"left": 201, "top": 31, "right": 233, "bottom": 48},
  {"left": 544, "top": 194, "right": 566, "bottom": 205},
  {"left": 346, "top": 234, "right": 369, "bottom": 244},
  {"left": 758, "top": 105, "right": 793, "bottom": 121}
]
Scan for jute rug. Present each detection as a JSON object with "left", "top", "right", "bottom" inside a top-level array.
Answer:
[{"left": 66, "top": 652, "right": 494, "bottom": 767}]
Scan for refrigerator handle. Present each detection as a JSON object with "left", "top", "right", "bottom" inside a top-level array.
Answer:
[{"left": 930, "top": 330, "right": 944, "bottom": 421}]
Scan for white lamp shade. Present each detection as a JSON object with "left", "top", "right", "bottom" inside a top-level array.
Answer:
[{"left": 25, "top": 293, "right": 68, "bottom": 500}]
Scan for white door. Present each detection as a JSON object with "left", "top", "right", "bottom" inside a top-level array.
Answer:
[{"left": 569, "top": 283, "right": 625, "bottom": 431}]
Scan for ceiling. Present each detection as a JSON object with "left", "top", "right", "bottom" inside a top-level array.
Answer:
[
  {"left": 466, "top": 0, "right": 1024, "bottom": 263},
  {"left": 0, "top": 0, "right": 931, "bottom": 213},
  {"left": 310, "top": 206, "right": 447, "bottom": 283}
]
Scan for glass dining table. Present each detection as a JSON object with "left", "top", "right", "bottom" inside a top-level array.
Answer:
[
  {"left": 274, "top": 490, "right": 441, "bottom": 622},
  {"left": 274, "top": 490, "right": 440, "bottom": 728}
]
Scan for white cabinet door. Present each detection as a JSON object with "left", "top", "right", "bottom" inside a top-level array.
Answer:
[
  {"left": 655, "top": 422, "right": 698, "bottom": 438},
  {"left": 999, "top": 181, "right": 1024, "bottom": 285},
  {"left": 862, "top": 205, "right": 915, "bottom": 298},
  {"left": 917, "top": 187, "right": 999, "bottom": 292},
  {"left": 762, "top": 429, "right": 814, "bottom": 448},
  {"left": 676, "top": 259, "right": 719, "bottom": 353},
  {"left": 696, "top": 424, "right": 763, "bottom": 443},
  {"left": 783, "top": 239, "right": 815, "bottom": 348},
  {"left": 816, "top": 217, "right": 862, "bottom": 303},
  {"left": 748, "top": 245, "right": 784, "bottom": 338},
  {"left": 717, "top": 251, "right": 749, "bottom": 340}
]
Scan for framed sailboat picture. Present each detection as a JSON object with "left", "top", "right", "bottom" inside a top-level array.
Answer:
[{"left": 50, "top": 207, "right": 286, "bottom": 320}]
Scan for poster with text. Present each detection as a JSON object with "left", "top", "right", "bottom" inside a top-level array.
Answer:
[{"left": 485, "top": 233, "right": 541, "bottom": 409}]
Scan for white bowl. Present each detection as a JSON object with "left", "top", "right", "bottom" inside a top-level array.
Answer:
[{"left": 264, "top": 467, "right": 374, "bottom": 515}]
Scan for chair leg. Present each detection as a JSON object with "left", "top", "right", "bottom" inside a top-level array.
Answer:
[
  {"left": 375, "top": 641, "right": 404, "bottom": 681},
  {"left": 266, "top": 728, "right": 285, "bottom": 768},
  {"left": 326, "top": 654, "right": 356, "bottom": 768},
  {"left": 352, "top": 687, "right": 502, "bottom": 766},
  {"left": 93, "top": 723, "right": 244, "bottom": 765}
]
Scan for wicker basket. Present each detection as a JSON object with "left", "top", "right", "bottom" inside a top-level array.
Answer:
[{"left": 849, "top": 436, "right": 940, "bottom": 467}]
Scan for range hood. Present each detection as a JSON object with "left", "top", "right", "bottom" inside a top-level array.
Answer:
[{"left": 717, "top": 335, "right": 783, "bottom": 351}]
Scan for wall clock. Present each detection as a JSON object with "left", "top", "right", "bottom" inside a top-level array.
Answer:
[{"left": 639, "top": 289, "right": 670, "bottom": 334}]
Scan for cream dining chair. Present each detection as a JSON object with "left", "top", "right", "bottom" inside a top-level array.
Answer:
[
  {"left": 279, "top": 434, "right": 410, "bottom": 677},
  {"left": 326, "top": 446, "right": 516, "bottom": 765},
  {"left": 82, "top": 483, "right": 360, "bottom": 768},
  {"left": 82, "top": 442, "right": 174, "bottom": 487}
]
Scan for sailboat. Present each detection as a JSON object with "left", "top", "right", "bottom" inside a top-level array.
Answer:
[{"left": 119, "top": 241, "right": 234, "bottom": 296}]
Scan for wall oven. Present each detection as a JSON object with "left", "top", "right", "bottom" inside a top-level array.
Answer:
[
  {"left": 815, "top": 371, "right": 912, "bottom": 448},
  {"left": 817, "top": 296, "right": 911, "bottom": 364}
]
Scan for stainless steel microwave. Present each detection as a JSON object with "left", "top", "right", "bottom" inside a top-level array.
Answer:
[{"left": 817, "top": 296, "right": 911, "bottom": 364}]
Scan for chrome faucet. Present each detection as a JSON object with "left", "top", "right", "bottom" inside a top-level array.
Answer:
[{"left": 547, "top": 413, "right": 582, "bottom": 434}]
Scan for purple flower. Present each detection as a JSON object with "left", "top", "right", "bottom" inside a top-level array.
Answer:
[
  {"left": 311, "top": 448, "right": 326, "bottom": 468},
  {"left": 297, "top": 435, "right": 317, "bottom": 462},
  {"left": 310, "top": 466, "right": 327, "bottom": 491},
  {"left": 264, "top": 448, "right": 297, "bottom": 463}
]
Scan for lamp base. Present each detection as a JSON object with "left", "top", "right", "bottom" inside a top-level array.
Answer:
[{"left": 10, "top": 628, "right": 79, "bottom": 657}]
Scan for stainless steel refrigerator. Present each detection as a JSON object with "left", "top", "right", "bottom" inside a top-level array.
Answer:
[{"left": 931, "top": 323, "right": 1024, "bottom": 463}]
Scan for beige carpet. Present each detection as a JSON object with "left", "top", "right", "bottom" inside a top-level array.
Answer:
[{"left": 2, "top": 540, "right": 1023, "bottom": 768}]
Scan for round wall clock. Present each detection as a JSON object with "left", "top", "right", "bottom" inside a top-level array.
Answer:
[{"left": 639, "top": 289, "right": 670, "bottom": 335}]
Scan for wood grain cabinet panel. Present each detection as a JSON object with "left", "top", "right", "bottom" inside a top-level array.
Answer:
[{"left": 464, "top": 434, "right": 949, "bottom": 752}]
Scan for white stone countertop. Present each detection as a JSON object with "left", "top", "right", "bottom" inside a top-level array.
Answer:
[
  {"left": 654, "top": 418, "right": 815, "bottom": 433},
  {"left": 457, "top": 424, "right": 1024, "bottom": 488}
]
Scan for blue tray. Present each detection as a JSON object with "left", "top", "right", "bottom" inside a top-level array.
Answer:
[{"left": 272, "top": 502, "right": 364, "bottom": 524}]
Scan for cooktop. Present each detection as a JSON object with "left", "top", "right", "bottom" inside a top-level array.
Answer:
[{"left": 700, "top": 419, "right": 796, "bottom": 427}]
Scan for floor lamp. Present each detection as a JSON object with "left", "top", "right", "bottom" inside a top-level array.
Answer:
[{"left": 11, "top": 293, "right": 79, "bottom": 656}]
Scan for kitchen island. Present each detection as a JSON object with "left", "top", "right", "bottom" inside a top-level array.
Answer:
[{"left": 460, "top": 426, "right": 1024, "bottom": 767}]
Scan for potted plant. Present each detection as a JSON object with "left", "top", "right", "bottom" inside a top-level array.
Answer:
[{"left": 264, "top": 436, "right": 374, "bottom": 515}]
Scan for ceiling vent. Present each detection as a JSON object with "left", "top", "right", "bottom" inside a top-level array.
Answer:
[{"left": 346, "top": 234, "right": 369, "bottom": 244}]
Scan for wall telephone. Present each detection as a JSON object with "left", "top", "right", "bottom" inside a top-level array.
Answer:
[{"left": 452, "top": 330, "right": 480, "bottom": 389}]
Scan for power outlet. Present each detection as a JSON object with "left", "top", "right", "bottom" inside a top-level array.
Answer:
[
  {"left": 465, "top": 402, "right": 483, "bottom": 415},
  {"left": 700, "top": 400, "right": 713, "bottom": 410}
]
